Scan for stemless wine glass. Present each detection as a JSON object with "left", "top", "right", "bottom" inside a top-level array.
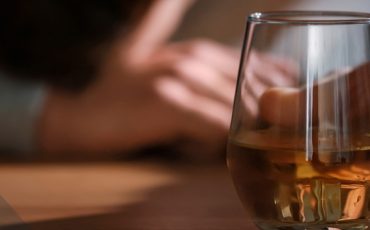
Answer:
[{"left": 227, "top": 11, "right": 370, "bottom": 230}]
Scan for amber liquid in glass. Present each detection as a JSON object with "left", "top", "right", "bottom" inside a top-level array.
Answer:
[{"left": 227, "top": 139, "right": 370, "bottom": 230}]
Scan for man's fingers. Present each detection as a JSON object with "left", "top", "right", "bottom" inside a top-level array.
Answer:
[
  {"left": 154, "top": 76, "right": 231, "bottom": 137},
  {"left": 170, "top": 58, "right": 236, "bottom": 105},
  {"left": 248, "top": 52, "right": 298, "bottom": 87},
  {"left": 123, "top": 0, "right": 193, "bottom": 64},
  {"left": 240, "top": 51, "right": 300, "bottom": 123},
  {"left": 254, "top": 52, "right": 299, "bottom": 78},
  {"left": 172, "top": 39, "right": 240, "bottom": 80},
  {"left": 259, "top": 87, "right": 304, "bottom": 127},
  {"left": 143, "top": 41, "right": 238, "bottom": 105}
]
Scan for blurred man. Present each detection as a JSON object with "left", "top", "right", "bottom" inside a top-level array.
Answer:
[
  {"left": 0, "top": 0, "right": 241, "bottom": 160},
  {"left": 2, "top": 0, "right": 369, "bottom": 161}
]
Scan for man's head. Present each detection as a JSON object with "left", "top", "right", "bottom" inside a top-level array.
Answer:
[{"left": 0, "top": 0, "right": 151, "bottom": 90}]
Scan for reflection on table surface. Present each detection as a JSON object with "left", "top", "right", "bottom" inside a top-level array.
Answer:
[{"left": 0, "top": 161, "right": 253, "bottom": 230}]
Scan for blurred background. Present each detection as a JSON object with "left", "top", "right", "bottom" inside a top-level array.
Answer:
[{"left": 175, "top": 0, "right": 370, "bottom": 44}]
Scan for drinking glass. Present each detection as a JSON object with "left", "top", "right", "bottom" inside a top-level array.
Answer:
[{"left": 227, "top": 11, "right": 370, "bottom": 230}]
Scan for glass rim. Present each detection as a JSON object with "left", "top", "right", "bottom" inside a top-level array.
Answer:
[{"left": 249, "top": 11, "right": 370, "bottom": 25}]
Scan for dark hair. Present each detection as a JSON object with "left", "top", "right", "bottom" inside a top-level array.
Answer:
[{"left": 0, "top": 0, "right": 151, "bottom": 90}]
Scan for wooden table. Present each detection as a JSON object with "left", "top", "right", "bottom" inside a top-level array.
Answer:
[{"left": 0, "top": 161, "right": 257, "bottom": 230}]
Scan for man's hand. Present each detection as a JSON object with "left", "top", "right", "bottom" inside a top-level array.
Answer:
[{"left": 38, "top": 0, "right": 238, "bottom": 160}]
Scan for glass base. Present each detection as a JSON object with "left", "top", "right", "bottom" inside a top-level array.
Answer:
[{"left": 256, "top": 221, "right": 369, "bottom": 230}]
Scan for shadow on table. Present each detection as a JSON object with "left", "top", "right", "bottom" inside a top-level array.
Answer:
[{"left": 5, "top": 164, "right": 257, "bottom": 230}]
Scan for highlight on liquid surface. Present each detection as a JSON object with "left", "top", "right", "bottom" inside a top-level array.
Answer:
[{"left": 227, "top": 134, "right": 370, "bottom": 230}]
